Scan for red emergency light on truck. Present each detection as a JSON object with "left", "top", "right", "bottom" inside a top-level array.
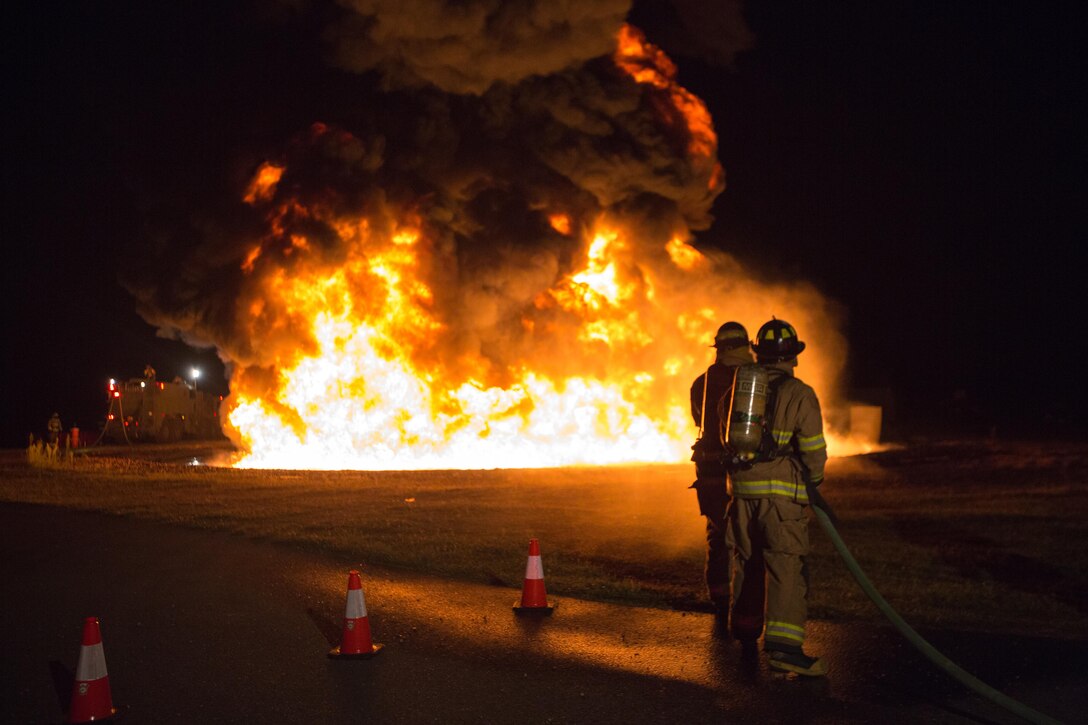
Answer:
[{"left": 102, "top": 375, "right": 223, "bottom": 443}]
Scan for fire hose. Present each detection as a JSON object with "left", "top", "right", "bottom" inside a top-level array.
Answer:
[{"left": 809, "top": 495, "right": 1062, "bottom": 725}]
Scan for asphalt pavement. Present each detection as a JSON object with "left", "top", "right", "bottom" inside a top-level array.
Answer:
[{"left": 1, "top": 503, "right": 1082, "bottom": 724}]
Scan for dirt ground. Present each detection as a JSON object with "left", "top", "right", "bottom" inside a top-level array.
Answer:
[
  {"left": 3, "top": 437, "right": 1085, "bottom": 643},
  {"left": 3, "top": 501, "right": 1084, "bottom": 724}
]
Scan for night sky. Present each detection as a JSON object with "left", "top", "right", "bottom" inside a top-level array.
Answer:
[{"left": 5, "top": 1, "right": 1083, "bottom": 448}]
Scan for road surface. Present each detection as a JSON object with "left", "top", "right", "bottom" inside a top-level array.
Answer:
[{"left": 1, "top": 503, "right": 1082, "bottom": 724}]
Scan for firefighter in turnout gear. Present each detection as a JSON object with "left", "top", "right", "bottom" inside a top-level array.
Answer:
[
  {"left": 689, "top": 321, "right": 754, "bottom": 613},
  {"left": 718, "top": 318, "right": 829, "bottom": 676}
]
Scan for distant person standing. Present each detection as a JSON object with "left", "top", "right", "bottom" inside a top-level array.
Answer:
[
  {"left": 46, "top": 412, "right": 62, "bottom": 445},
  {"left": 722, "top": 319, "right": 828, "bottom": 676},
  {"left": 144, "top": 364, "right": 157, "bottom": 380},
  {"left": 689, "top": 321, "right": 753, "bottom": 613}
]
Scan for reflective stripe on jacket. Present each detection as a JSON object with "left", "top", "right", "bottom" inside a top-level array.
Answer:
[{"left": 727, "top": 363, "right": 827, "bottom": 503}]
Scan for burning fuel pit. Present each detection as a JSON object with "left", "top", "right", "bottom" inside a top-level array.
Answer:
[{"left": 121, "top": 12, "right": 863, "bottom": 472}]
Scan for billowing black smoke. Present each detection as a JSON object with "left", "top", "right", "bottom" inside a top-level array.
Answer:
[{"left": 122, "top": 0, "right": 725, "bottom": 379}]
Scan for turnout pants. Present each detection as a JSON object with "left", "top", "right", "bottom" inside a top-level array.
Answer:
[
  {"left": 692, "top": 466, "right": 730, "bottom": 603},
  {"left": 704, "top": 497, "right": 730, "bottom": 603},
  {"left": 725, "top": 497, "right": 811, "bottom": 650}
]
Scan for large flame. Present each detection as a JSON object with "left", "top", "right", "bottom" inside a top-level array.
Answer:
[
  {"left": 220, "top": 26, "right": 866, "bottom": 470},
  {"left": 226, "top": 208, "right": 857, "bottom": 468}
]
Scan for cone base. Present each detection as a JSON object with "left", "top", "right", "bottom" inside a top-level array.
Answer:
[
  {"left": 513, "top": 601, "right": 555, "bottom": 615},
  {"left": 68, "top": 705, "right": 120, "bottom": 723},
  {"left": 328, "top": 642, "right": 384, "bottom": 659}
]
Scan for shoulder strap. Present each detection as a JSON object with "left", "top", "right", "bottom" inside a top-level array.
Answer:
[
  {"left": 764, "top": 368, "right": 790, "bottom": 400},
  {"left": 761, "top": 368, "right": 794, "bottom": 457},
  {"left": 698, "top": 365, "right": 712, "bottom": 439}
]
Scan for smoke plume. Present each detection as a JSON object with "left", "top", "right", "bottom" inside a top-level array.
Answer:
[{"left": 120, "top": 2, "right": 849, "bottom": 469}]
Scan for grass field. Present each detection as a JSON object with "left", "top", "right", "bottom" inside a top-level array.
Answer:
[{"left": 2, "top": 439, "right": 1085, "bottom": 641}]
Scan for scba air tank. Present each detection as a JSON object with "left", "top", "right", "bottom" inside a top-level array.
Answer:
[{"left": 728, "top": 364, "right": 769, "bottom": 461}]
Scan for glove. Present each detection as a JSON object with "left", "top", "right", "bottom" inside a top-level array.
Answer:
[{"left": 806, "top": 485, "right": 839, "bottom": 528}]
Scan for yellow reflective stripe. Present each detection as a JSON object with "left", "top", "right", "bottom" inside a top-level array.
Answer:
[
  {"left": 765, "top": 621, "right": 805, "bottom": 642},
  {"left": 770, "top": 430, "right": 826, "bottom": 449},
  {"left": 731, "top": 480, "right": 810, "bottom": 502},
  {"left": 767, "top": 620, "right": 804, "bottom": 634}
]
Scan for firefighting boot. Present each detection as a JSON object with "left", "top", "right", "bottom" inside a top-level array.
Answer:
[
  {"left": 767, "top": 648, "right": 827, "bottom": 677},
  {"left": 739, "top": 637, "right": 759, "bottom": 663}
]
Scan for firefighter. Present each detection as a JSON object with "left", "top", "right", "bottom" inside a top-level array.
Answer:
[
  {"left": 46, "top": 412, "right": 62, "bottom": 445},
  {"left": 144, "top": 364, "right": 157, "bottom": 381},
  {"left": 719, "top": 318, "right": 828, "bottom": 676},
  {"left": 689, "top": 321, "right": 753, "bottom": 613}
]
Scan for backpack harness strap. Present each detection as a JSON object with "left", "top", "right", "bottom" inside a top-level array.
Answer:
[
  {"left": 760, "top": 368, "right": 796, "bottom": 462},
  {"left": 697, "top": 364, "right": 712, "bottom": 440}
]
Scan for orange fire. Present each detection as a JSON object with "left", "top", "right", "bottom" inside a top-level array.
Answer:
[
  {"left": 221, "top": 28, "right": 870, "bottom": 470},
  {"left": 615, "top": 25, "right": 723, "bottom": 190},
  {"left": 243, "top": 162, "right": 284, "bottom": 205},
  {"left": 225, "top": 201, "right": 861, "bottom": 468},
  {"left": 548, "top": 214, "right": 572, "bottom": 236}
]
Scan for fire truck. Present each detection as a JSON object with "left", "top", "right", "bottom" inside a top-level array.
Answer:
[{"left": 102, "top": 375, "right": 223, "bottom": 443}]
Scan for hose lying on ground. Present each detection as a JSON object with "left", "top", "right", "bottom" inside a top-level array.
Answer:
[{"left": 811, "top": 506, "right": 1062, "bottom": 725}]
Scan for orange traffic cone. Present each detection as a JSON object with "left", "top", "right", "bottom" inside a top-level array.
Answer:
[
  {"left": 513, "top": 538, "right": 554, "bottom": 614},
  {"left": 328, "top": 570, "right": 383, "bottom": 659},
  {"left": 68, "top": 616, "right": 117, "bottom": 723}
]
